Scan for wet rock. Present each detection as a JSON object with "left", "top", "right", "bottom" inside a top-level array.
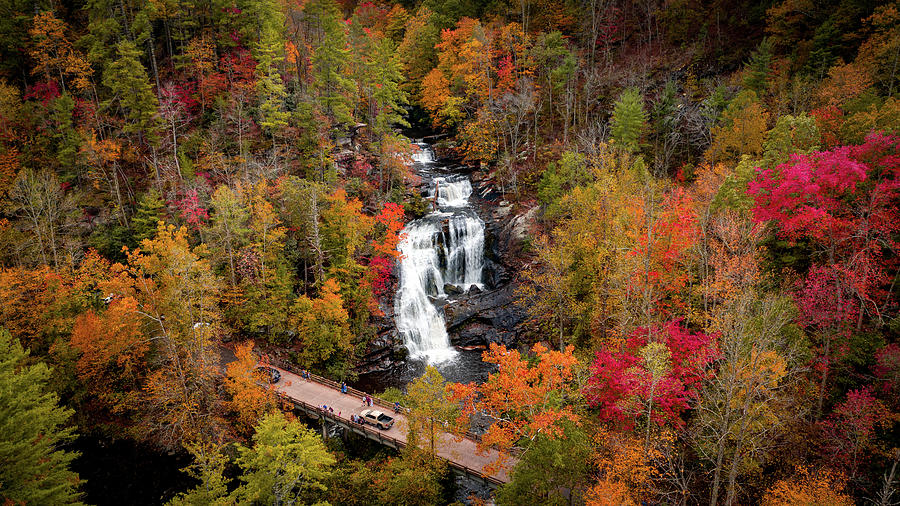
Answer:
[
  {"left": 481, "top": 258, "right": 510, "bottom": 288},
  {"left": 445, "top": 283, "right": 526, "bottom": 348},
  {"left": 393, "top": 345, "right": 409, "bottom": 361},
  {"left": 468, "top": 284, "right": 482, "bottom": 294},
  {"left": 354, "top": 327, "right": 402, "bottom": 375},
  {"left": 443, "top": 283, "right": 464, "bottom": 295}
]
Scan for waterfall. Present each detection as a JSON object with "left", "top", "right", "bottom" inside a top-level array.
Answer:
[
  {"left": 394, "top": 145, "right": 485, "bottom": 363},
  {"left": 432, "top": 177, "right": 473, "bottom": 208},
  {"left": 444, "top": 214, "right": 485, "bottom": 288},
  {"left": 412, "top": 143, "right": 435, "bottom": 164}
]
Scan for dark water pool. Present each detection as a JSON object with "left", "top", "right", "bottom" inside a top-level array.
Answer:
[
  {"left": 71, "top": 435, "right": 196, "bottom": 505},
  {"left": 353, "top": 348, "right": 497, "bottom": 394}
]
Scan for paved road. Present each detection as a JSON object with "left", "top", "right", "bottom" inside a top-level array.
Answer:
[{"left": 270, "top": 365, "right": 514, "bottom": 483}]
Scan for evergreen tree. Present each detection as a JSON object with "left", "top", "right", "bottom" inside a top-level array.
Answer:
[
  {"left": 0, "top": 328, "right": 83, "bottom": 505},
  {"left": 743, "top": 38, "right": 773, "bottom": 95},
  {"left": 610, "top": 87, "right": 646, "bottom": 154},
  {"left": 102, "top": 39, "right": 160, "bottom": 143},
  {"left": 256, "top": 44, "right": 289, "bottom": 136},
  {"left": 368, "top": 37, "right": 410, "bottom": 138},
  {"left": 310, "top": 0, "right": 354, "bottom": 128},
  {"left": 537, "top": 150, "right": 590, "bottom": 217},
  {"left": 50, "top": 94, "right": 83, "bottom": 174},
  {"left": 249, "top": 0, "right": 289, "bottom": 137},
  {"left": 132, "top": 188, "right": 167, "bottom": 242}
]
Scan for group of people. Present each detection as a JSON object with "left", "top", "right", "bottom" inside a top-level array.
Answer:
[
  {"left": 301, "top": 370, "right": 310, "bottom": 380},
  {"left": 319, "top": 384, "right": 404, "bottom": 422}
]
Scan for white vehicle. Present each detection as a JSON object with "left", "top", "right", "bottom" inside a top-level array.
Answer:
[{"left": 360, "top": 409, "right": 394, "bottom": 430}]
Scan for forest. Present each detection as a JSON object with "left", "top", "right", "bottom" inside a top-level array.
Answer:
[{"left": 0, "top": 0, "right": 899, "bottom": 504}]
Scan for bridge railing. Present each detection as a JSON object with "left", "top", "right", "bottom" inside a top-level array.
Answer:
[
  {"left": 275, "top": 391, "right": 504, "bottom": 487},
  {"left": 269, "top": 359, "right": 487, "bottom": 444}
]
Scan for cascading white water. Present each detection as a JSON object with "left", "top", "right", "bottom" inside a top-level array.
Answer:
[
  {"left": 395, "top": 220, "right": 455, "bottom": 362},
  {"left": 444, "top": 214, "right": 485, "bottom": 288},
  {"left": 433, "top": 177, "right": 473, "bottom": 208},
  {"left": 412, "top": 143, "right": 436, "bottom": 164},
  {"left": 395, "top": 147, "right": 485, "bottom": 363}
]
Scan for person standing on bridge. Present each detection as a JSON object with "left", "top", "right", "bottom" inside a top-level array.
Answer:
[{"left": 341, "top": 381, "right": 347, "bottom": 393}]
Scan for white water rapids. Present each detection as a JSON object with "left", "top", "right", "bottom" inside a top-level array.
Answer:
[{"left": 394, "top": 143, "right": 485, "bottom": 363}]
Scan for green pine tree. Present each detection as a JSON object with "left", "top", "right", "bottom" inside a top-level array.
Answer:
[
  {"left": 0, "top": 328, "right": 83, "bottom": 505},
  {"left": 50, "top": 93, "right": 83, "bottom": 176},
  {"left": 610, "top": 87, "right": 647, "bottom": 154},
  {"left": 132, "top": 188, "right": 167, "bottom": 243},
  {"left": 256, "top": 42, "right": 290, "bottom": 136},
  {"left": 310, "top": 0, "right": 355, "bottom": 127},
  {"left": 249, "top": 0, "right": 289, "bottom": 137},
  {"left": 369, "top": 37, "right": 410, "bottom": 138},
  {"left": 102, "top": 39, "right": 160, "bottom": 143},
  {"left": 743, "top": 38, "right": 773, "bottom": 95}
]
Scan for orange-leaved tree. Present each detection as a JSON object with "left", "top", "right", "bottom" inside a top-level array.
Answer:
[
  {"left": 760, "top": 466, "right": 853, "bottom": 506},
  {"left": 621, "top": 185, "right": 699, "bottom": 330},
  {"left": 224, "top": 341, "right": 277, "bottom": 436},
  {"left": 584, "top": 425, "right": 661, "bottom": 506},
  {"left": 28, "top": 11, "right": 93, "bottom": 93},
  {"left": 447, "top": 342, "right": 580, "bottom": 472},
  {"left": 0, "top": 266, "right": 73, "bottom": 352},
  {"left": 70, "top": 296, "right": 148, "bottom": 415}
]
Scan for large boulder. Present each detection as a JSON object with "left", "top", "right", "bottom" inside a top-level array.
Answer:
[
  {"left": 443, "top": 283, "right": 464, "bottom": 296},
  {"left": 444, "top": 283, "right": 526, "bottom": 348}
]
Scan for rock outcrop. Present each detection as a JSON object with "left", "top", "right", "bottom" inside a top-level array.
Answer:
[{"left": 444, "top": 283, "right": 525, "bottom": 348}]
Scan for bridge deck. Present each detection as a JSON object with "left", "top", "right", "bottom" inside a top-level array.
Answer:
[{"left": 269, "top": 366, "right": 513, "bottom": 484}]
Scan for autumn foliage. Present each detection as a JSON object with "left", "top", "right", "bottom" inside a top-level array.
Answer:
[
  {"left": 1, "top": 0, "right": 900, "bottom": 502},
  {"left": 70, "top": 296, "right": 147, "bottom": 414},
  {"left": 448, "top": 343, "right": 579, "bottom": 471},
  {"left": 225, "top": 342, "right": 277, "bottom": 435},
  {"left": 584, "top": 321, "right": 717, "bottom": 429}
]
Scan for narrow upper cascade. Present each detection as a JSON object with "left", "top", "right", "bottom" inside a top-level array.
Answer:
[
  {"left": 394, "top": 144, "right": 485, "bottom": 363},
  {"left": 411, "top": 144, "right": 436, "bottom": 164},
  {"left": 433, "top": 176, "right": 474, "bottom": 207}
]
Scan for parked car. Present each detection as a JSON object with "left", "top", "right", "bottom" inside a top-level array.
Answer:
[
  {"left": 360, "top": 409, "right": 394, "bottom": 430},
  {"left": 255, "top": 366, "right": 281, "bottom": 384}
]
